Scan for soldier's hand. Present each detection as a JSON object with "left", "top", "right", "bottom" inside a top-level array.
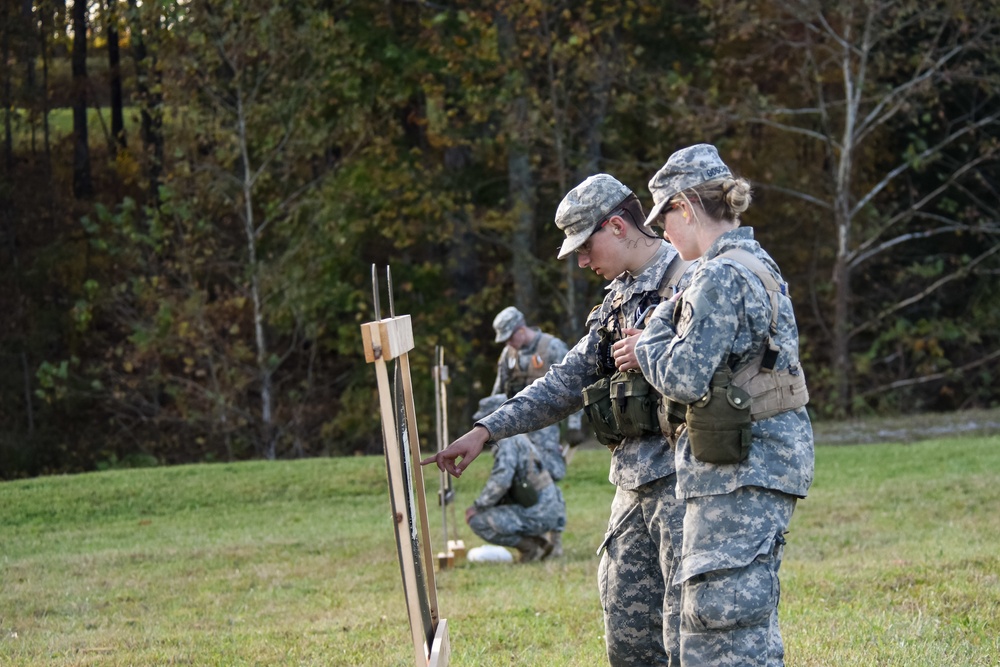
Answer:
[
  {"left": 420, "top": 425, "right": 490, "bottom": 477},
  {"left": 612, "top": 327, "right": 643, "bottom": 371},
  {"left": 565, "top": 428, "right": 585, "bottom": 447},
  {"left": 465, "top": 506, "right": 478, "bottom": 524}
]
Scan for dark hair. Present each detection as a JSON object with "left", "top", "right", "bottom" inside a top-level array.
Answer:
[
  {"left": 620, "top": 194, "right": 645, "bottom": 227},
  {"left": 613, "top": 194, "right": 659, "bottom": 239}
]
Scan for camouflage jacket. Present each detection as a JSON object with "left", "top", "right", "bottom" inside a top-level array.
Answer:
[
  {"left": 473, "top": 433, "right": 551, "bottom": 509},
  {"left": 634, "top": 228, "right": 815, "bottom": 499},
  {"left": 491, "top": 329, "right": 582, "bottom": 432},
  {"left": 478, "top": 242, "right": 694, "bottom": 490}
]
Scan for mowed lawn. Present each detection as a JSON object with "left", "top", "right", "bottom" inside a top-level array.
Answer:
[{"left": 2, "top": 433, "right": 999, "bottom": 666}]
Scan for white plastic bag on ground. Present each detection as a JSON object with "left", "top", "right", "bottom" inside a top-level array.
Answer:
[{"left": 466, "top": 545, "right": 513, "bottom": 563}]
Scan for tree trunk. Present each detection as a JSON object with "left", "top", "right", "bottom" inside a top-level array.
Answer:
[
  {"left": 40, "top": 0, "right": 51, "bottom": 158},
  {"left": 106, "top": 0, "right": 125, "bottom": 148},
  {"left": 20, "top": 0, "right": 38, "bottom": 154},
  {"left": 127, "top": 0, "right": 162, "bottom": 204},
  {"left": 21, "top": 350, "right": 35, "bottom": 435},
  {"left": 496, "top": 11, "right": 537, "bottom": 319},
  {"left": 831, "top": 230, "right": 852, "bottom": 416},
  {"left": 71, "top": 0, "right": 93, "bottom": 198},
  {"left": 236, "top": 90, "right": 276, "bottom": 460},
  {"left": 507, "top": 128, "right": 538, "bottom": 318},
  {"left": 2, "top": 3, "right": 12, "bottom": 170}
]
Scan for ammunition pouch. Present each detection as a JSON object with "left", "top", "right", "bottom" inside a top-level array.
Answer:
[
  {"left": 584, "top": 371, "right": 665, "bottom": 451},
  {"left": 507, "top": 475, "right": 539, "bottom": 507},
  {"left": 583, "top": 376, "right": 624, "bottom": 450},
  {"left": 507, "top": 459, "right": 551, "bottom": 507},
  {"left": 610, "top": 371, "right": 660, "bottom": 439},
  {"left": 685, "top": 368, "right": 752, "bottom": 465}
]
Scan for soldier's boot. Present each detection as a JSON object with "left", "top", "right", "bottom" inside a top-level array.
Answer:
[
  {"left": 515, "top": 535, "right": 553, "bottom": 563},
  {"left": 547, "top": 531, "right": 563, "bottom": 558}
]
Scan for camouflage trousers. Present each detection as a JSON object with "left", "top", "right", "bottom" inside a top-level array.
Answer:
[
  {"left": 467, "top": 484, "right": 566, "bottom": 548},
  {"left": 598, "top": 475, "right": 684, "bottom": 666},
  {"left": 676, "top": 486, "right": 796, "bottom": 667},
  {"left": 528, "top": 424, "right": 567, "bottom": 481}
]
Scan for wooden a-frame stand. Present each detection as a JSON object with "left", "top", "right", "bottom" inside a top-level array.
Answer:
[{"left": 361, "top": 267, "right": 450, "bottom": 667}]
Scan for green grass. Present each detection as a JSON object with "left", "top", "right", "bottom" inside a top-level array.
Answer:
[
  {"left": 1, "top": 436, "right": 999, "bottom": 666},
  {"left": 11, "top": 106, "right": 144, "bottom": 151}
]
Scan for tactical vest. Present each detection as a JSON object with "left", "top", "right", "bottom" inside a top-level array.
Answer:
[
  {"left": 501, "top": 333, "right": 554, "bottom": 397},
  {"left": 682, "top": 248, "right": 810, "bottom": 464},
  {"left": 582, "top": 254, "right": 694, "bottom": 450}
]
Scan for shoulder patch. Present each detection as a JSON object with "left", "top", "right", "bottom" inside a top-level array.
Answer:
[{"left": 681, "top": 284, "right": 721, "bottom": 331}]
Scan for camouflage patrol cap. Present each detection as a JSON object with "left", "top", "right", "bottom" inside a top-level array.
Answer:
[
  {"left": 644, "top": 144, "right": 733, "bottom": 228},
  {"left": 492, "top": 306, "right": 525, "bottom": 343},
  {"left": 473, "top": 393, "right": 508, "bottom": 420},
  {"left": 555, "top": 174, "right": 633, "bottom": 259}
]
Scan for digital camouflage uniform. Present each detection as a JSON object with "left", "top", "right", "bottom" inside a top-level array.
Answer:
[
  {"left": 478, "top": 240, "right": 694, "bottom": 666},
  {"left": 635, "top": 226, "right": 814, "bottom": 667},
  {"left": 491, "top": 327, "right": 581, "bottom": 482},
  {"left": 467, "top": 431, "right": 566, "bottom": 549}
]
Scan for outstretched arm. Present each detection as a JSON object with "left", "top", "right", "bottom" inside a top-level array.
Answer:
[{"left": 420, "top": 424, "right": 491, "bottom": 477}]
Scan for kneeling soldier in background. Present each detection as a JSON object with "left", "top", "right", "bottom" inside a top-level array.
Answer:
[{"left": 465, "top": 394, "right": 567, "bottom": 563}]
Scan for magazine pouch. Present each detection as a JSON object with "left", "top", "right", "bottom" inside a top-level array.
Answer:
[
  {"left": 610, "top": 371, "right": 660, "bottom": 439},
  {"left": 583, "top": 376, "right": 624, "bottom": 450}
]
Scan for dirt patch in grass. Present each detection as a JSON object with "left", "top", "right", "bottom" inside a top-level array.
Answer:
[{"left": 813, "top": 406, "right": 1000, "bottom": 445}]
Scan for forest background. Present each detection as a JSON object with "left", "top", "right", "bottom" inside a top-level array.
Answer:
[{"left": 1, "top": 0, "right": 999, "bottom": 478}]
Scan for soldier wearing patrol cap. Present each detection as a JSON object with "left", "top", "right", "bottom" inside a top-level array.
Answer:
[
  {"left": 425, "top": 172, "right": 697, "bottom": 666},
  {"left": 489, "top": 305, "right": 586, "bottom": 558},
  {"left": 634, "top": 144, "right": 814, "bottom": 666},
  {"left": 464, "top": 394, "right": 566, "bottom": 563},
  {"left": 492, "top": 306, "right": 524, "bottom": 343}
]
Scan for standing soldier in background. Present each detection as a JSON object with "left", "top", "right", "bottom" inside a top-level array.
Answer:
[
  {"left": 490, "top": 305, "right": 585, "bottom": 557},
  {"left": 425, "top": 173, "right": 696, "bottom": 666},
  {"left": 464, "top": 394, "right": 566, "bottom": 563}
]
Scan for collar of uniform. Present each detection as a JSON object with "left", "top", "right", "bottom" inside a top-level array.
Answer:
[
  {"left": 628, "top": 242, "right": 668, "bottom": 279},
  {"left": 703, "top": 227, "right": 755, "bottom": 262},
  {"left": 609, "top": 241, "right": 675, "bottom": 300},
  {"left": 520, "top": 327, "right": 542, "bottom": 353}
]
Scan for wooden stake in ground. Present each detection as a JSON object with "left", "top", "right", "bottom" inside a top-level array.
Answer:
[
  {"left": 361, "top": 265, "right": 450, "bottom": 667},
  {"left": 433, "top": 346, "right": 464, "bottom": 569}
]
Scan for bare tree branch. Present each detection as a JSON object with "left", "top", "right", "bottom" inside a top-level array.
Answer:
[
  {"left": 851, "top": 112, "right": 1000, "bottom": 218},
  {"left": 849, "top": 152, "right": 995, "bottom": 262},
  {"left": 858, "top": 348, "right": 1000, "bottom": 397},
  {"left": 755, "top": 182, "right": 833, "bottom": 210},
  {"left": 851, "top": 243, "right": 1000, "bottom": 338}
]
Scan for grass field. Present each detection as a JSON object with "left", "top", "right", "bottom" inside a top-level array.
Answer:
[
  {"left": 11, "top": 106, "right": 144, "bottom": 152},
  {"left": 2, "top": 431, "right": 999, "bottom": 666}
]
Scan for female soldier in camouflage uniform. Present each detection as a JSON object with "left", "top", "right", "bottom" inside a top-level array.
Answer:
[
  {"left": 424, "top": 173, "right": 695, "bottom": 666},
  {"left": 628, "top": 144, "right": 814, "bottom": 666}
]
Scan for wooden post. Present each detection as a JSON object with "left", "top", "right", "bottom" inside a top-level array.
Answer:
[
  {"left": 434, "top": 347, "right": 465, "bottom": 569},
  {"left": 361, "top": 267, "right": 450, "bottom": 667}
]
